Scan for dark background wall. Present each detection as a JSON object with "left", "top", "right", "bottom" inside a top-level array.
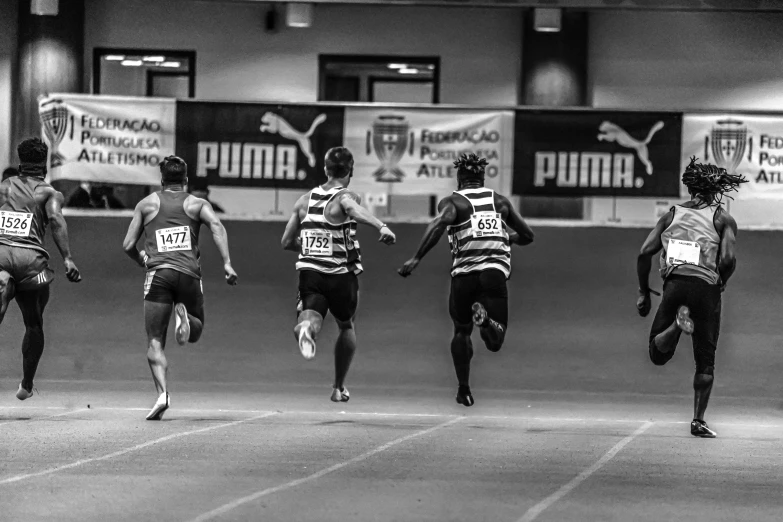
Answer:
[{"left": 1, "top": 219, "right": 779, "bottom": 403}]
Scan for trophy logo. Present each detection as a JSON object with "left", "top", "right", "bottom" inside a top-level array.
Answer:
[
  {"left": 38, "top": 98, "right": 70, "bottom": 168},
  {"left": 704, "top": 119, "right": 752, "bottom": 174},
  {"left": 365, "top": 115, "right": 414, "bottom": 182}
]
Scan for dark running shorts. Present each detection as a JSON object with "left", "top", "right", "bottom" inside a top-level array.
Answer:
[
  {"left": 649, "top": 275, "right": 721, "bottom": 372},
  {"left": 450, "top": 268, "right": 508, "bottom": 327},
  {"left": 144, "top": 268, "right": 205, "bottom": 323},
  {"left": 297, "top": 269, "right": 359, "bottom": 322},
  {"left": 0, "top": 245, "right": 53, "bottom": 291}
]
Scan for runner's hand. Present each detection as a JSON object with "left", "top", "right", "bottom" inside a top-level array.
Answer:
[
  {"left": 224, "top": 263, "right": 238, "bottom": 286},
  {"left": 138, "top": 250, "right": 148, "bottom": 268},
  {"left": 379, "top": 225, "right": 396, "bottom": 245},
  {"left": 398, "top": 258, "right": 419, "bottom": 278},
  {"left": 636, "top": 289, "right": 651, "bottom": 317},
  {"left": 64, "top": 258, "right": 81, "bottom": 283}
]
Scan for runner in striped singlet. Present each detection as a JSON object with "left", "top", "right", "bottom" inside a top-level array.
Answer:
[
  {"left": 637, "top": 157, "right": 746, "bottom": 438},
  {"left": 398, "top": 153, "right": 534, "bottom": 407},
  {"left": 0, "top": 138, "right": 82, "bottom": 400},
  {"left": 282, "top": 147, "right": 396, "bottom": 402},
  {"left": 123, "top": 156, "right": 238, "bottom": 420}
]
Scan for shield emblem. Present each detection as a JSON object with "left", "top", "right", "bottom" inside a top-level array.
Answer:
[
  {"left": 710, "top": 120, "right": 747, "bottom": 174},
  {"left": 370, "top": 115, "right": 410, "bottom": 182}
]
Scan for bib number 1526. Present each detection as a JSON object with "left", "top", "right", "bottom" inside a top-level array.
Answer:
[
  {"left": 156, "top": 226, "right": 192, "bottom": 252},
  {"left": 0, "top": 211, "right": 33, "bottom": 237}
]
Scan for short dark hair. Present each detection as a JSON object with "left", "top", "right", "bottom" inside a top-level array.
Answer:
[
  {"left": 324, "top": 147, "right": 353, "bottom": 179},
  {"left": 17, "top": 137, "right": 48, "bottom": 164},
  {"left": 160, "top": 156, "right": 187, "bottom": 184},
  {"left": 453, "top": 153, "right": 489, "bottom": 180}
]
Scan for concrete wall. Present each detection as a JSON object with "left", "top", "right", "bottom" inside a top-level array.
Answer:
[
  {"left": 589, "top": 10, "right": 783, "bottom": 226},
  {"left": 83, "top": 0, "right": 522, "bottom": 106},
  {"left": 0, "top": 0, "right": 18, "bottom": 169}
]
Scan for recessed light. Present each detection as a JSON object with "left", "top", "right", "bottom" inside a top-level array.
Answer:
[
  {"left": 104, "top": 55, "right": 125, "bottom": 61},
  {"left": 143, "top": 56, "right": 166, "bottom": 62},
  {"left": 159, "top": 62, "right": 181, "bottom": 68},
  {"left": 121, "top": 60, "right": 143, "bottom": 67},
  {"left": 399, "top": 68, "right": 418, "bottom": 74},
  {"left": 388, "top": 63, "right": 407, "bottom": 69}
]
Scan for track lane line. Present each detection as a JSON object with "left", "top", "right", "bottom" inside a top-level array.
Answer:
[
  {"left": 0, "top": 407, "right": 88, "bottom": 428},
  {"left": 188, "top": 415, "right": 464, "bottom": 522},
  {"left": 0, "top": 411, "right": 278, "bottom": 486},
  {"left": 517, "top": 421, "right": 654, "bottom": 522}
]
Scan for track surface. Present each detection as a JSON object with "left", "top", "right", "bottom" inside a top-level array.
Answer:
[{"left": 1, "top": 219, "right": 783, "bottom": 521}]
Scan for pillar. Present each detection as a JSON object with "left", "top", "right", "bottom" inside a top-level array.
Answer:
[
  {"left": 519, "top": 10, "right": 589, "bottom": 219},
  {"left": 12, "top": 0, "right": 85, "bottom": 149}
]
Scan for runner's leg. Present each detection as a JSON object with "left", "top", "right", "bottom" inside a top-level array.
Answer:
[
  {"left": 0, "top": 271, "right": 15, "bottom": 325},
  {"left": 333, "top": 317, "right": 356, "bottom": 391},
  {"left": 15, "top": 286, "right": 49, "bottom": 392},
  {"left": 476, "top": 270, "right": 508, "bottom": 353},
  {"left": 145, "top": 301, "right": 172, "bottom": 395}
]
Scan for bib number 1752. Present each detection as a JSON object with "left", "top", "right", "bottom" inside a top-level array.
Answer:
[{"left": 156, "top": 226, "right": 192, "bottom": 252}]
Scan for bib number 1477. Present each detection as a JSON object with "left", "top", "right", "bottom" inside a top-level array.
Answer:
[
  {"left": 156, "top": 226, "right": 192, "bottom": 252},
  {"left": 471, "top": 212, "right": 503, "bottom": 238}
]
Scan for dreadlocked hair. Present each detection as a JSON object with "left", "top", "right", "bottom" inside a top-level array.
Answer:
[
  {"left": 681, "top": 156, "right": 748, "bottom": 205},
  {"left": 453, "top": 153, "right": 489, "bottom": 179}
]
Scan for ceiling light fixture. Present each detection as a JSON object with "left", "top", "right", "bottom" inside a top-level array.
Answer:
[
  {"left": 159, "top": 62, "right": 182, "bottom": 68},
  {"left": 143, "top": 56, "right": 166, "bottom": 63},
  {"left": 120, "top": 60, "right": 143, "bottom": 67},
  {"left": 286, "top": 3, "right": 313, "bottom": 28},
  {"left": 533, "top": 8, "right": 562, "bottom": 33},
  {"left": 104, "top": 55, "right": 126, "bottom": 61},
  {"left": 399, "top": 68, "right": 419, "bottom": 75}
]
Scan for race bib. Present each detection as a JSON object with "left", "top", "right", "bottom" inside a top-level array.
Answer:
[
  {"left": 470, "top": 212, "right": 503, "bottom": 238},
  {"left": 667, "top": 239, "right": 700, "bottom": 266},
  {"left": 302, "top": 230, "right": 333, "bottom": 256},
  {"left": 0, "top": 211, "right": 33, "bottom": 237},
  {"left": 155, "top": 226, "right": 192, "bottom": 253}
]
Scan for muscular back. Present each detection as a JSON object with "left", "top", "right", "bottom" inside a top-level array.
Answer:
[
  {"left": 445, "top": 191, "right": 513, "bottom": 224},
  {"left": 0, "top": 176, "right": 60, "bottom": 254},
  {"left": 295, "top": 187, "right": 357, "bottom": 225}
]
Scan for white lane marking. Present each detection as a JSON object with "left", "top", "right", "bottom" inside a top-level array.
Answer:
[
  {"left": 0, "top": 411, "right": 278, "bottom": 486},
  {"left": 188, "top": 416, "right": 464, "bottom": 522},
  {"left": 0, "top": 407, "right": 88, "bottom": 428},
  {"left": 517, "top": 421, "right": 654, "bottom": 522}
]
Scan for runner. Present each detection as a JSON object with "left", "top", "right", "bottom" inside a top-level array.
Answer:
[
  {"left": 0, "top": 138, "right": 81, "bottom": 399},
  {"left": 398, "top": 153, "right": 534, "bottom": 407},
  {"left": 281, "top": 146, "right": 396, "bottom": 402},
  {"left": 123, "top": 156, "right": 238, "bottom": 420},
  {"left": 637, "top": 157, "right": 746, "bottom": 438}
]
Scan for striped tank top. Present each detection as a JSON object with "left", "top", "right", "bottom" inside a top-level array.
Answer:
[
  {"left": 447, "top": 188, "right": 511, "bottom": 279},
  {"left": 660, "top": 204, "right": 721, "bottom": 285},
  {"left": 296, "top": 186, "right": 363, "bottom": 275}
]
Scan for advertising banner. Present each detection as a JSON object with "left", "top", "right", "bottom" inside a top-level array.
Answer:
[
  {"left": 38, "top": 94, "right": 176, "bottom": 184},
  {"left": 682, "top": 114, "right": 783, "bottom": 199},
  {"left": 176, "top": 102, "right": 345, "bottom": 189},
  {"left": 514, "top": 111, "right": 683, "bottom": 197},
  {"left": 343, "top": 108, "right": 514, "bottom": 197}
]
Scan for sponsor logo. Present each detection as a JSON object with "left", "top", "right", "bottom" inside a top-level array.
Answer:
[
  {"left": 38, "top": 99, "right": 71, "bottom": 168},
  {"left": 534, "top": 121, "right": 665, "bottom": 189},
  {"left": 702, "top": 119, "right": 752, "bottom": 174},
  {"left": 197, "top": 112, "right": 327, "bottom": 180},
  {"left": 366, "top": 115, "right": 414, "bottom": 182}
]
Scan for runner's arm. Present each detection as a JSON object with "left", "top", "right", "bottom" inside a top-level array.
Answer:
[
  {"left": 339, "top": 192, "right": 395, "bottom": 244},
  {"left": 717, "top": 211, "right": 738, "bottom": 288},
  {"left": 637, "top": 210, "right": 671, "bottom": 293},
  {"left": 200, "top": 200, "right": 237, "bottom": 285},
  {"left": 122, "top": 201, "right": 147, "bottom": 267},
  {"left": 406, "top": 198, "right": 457, "bottom": 264},
  {"left": 498, "top": 195, "right": 534, "bottom": 246},
  {"left": 281, "top": 197, "right": 304, "bottom": 252},
  {"left": 46, "top": 190, "right": 81, "bottom": 281}
]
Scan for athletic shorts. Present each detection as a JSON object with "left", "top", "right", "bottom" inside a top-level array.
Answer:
[
  {"left": 0, "top": 245, "right": 53, "bottom": 291},
  {"left": 449, "top": 268, "right": 508, "bottom": 327},
  {"left": 648, "top": 275, "right": 721, "bottom": 372},
  {"left": 144, "top": 268, "right": 205, "bottom": 323},
  {"left": 297, "top": 269, "right": 359, "bottom": 322}
]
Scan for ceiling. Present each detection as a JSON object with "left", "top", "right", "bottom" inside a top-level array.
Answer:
[{"left": 203, "top": 0, "right": 783, "bottom": 12}]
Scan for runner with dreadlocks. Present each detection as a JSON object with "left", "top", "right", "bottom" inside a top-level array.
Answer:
[
  {"left": 398, "top": 153, "right": 534, "bottom": 407},
  {"left": 637, "top": 157, "right": 746, "bottom": 438}
]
